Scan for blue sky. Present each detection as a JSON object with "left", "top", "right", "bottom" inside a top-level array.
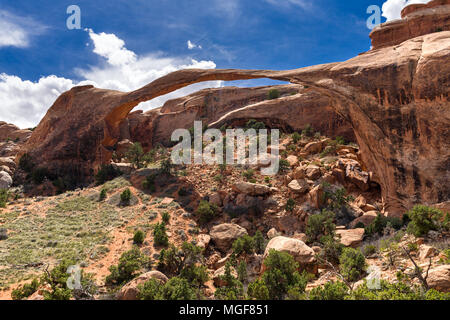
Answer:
[{"left": 0, "top": 0, "right": 431, "bottom": 128}]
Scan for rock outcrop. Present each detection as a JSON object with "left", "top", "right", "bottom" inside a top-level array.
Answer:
[
  {"left": 210, "top": 223, "right": 248, "bottom": 252},
  {"left": 116, "top": 271, "right": 168, "bottom": 300},
  {"left": 17, "top": 3, "right": 450, "bottom": 215}
]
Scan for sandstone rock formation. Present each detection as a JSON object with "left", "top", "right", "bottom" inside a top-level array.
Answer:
[
  {"left": 427, "top": 265, "right": 450, "bottom": 292},
  {"left": 210, "top": 223, "right": 248, "bottom": 252},
  {"left": 264, "top": 236, "right": 316, "bottom": 266},
  {"left": 17, "top": 2, "right": 450, "bottom": 216}
]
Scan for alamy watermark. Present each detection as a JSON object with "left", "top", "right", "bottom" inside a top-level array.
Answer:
[
  {"left": 171, "top": 121, "right": 280, "bottom": 175},
  {"left": 366, "top": 5, "right": 382, "bottom": 30},
  {"left": 66, "top": 5, "right": 81, "bottom": 30}
]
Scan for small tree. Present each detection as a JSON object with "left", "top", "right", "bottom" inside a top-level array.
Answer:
[
  {"left": 292, "top": 132, "right": 301, "bottom": 144},
  {"left": 153, "top": 222, "right": 169, "bottom": 247},
  {"left": 247, "top": 279, "right": 270, "bottom": 300},
  {"left": 126, "top": 142, "right": 145, "bottom": 169},
  {"left": 254, "top": 230, "right": 266, "bottom": 254},
  {"left": 0, "top": 189, "right": 8, "bottom": 208},
  {"left": 99, "top": 188, "right": 107, "bottom": 201},
  {"left": 161, "top": 211, "right": 171, "bottom": 224},
  {"left": 196, "top": 200, "right": 218, "bottom": 224},
  {"left": 267, "top": 89, "right": 280, "bottom": 100},
  {"left": 120, "top": 188, "right": 132, "bottom": 205},
  {"left": 133, "top": 230, "right": 145, "bottom": 245},
  {"left": 406, "top": 205, "right": 443, "bottom": 237},
  {"left": 339, "top": 248, "right": 367, "bottom": 282},
  {"left": 105, "top": 246, "right": 150, "bottom": 286},
  {"left": 306, "top": 209, "right": 335, "bottom": 243},
  {"left": 285, "top": 198, "right": 296, "bottom": 212}
]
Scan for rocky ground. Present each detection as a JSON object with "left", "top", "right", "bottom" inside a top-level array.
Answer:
[{"left": 0, "top": 127, "right": 448, "bottom": 300}]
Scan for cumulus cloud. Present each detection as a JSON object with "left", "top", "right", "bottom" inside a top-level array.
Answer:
[
  {"left": 0, "top": 30, "right": 220, "bottom": 128},
  {"left": 381, "top": 0, "right": 431, "bottom": 21},
  {"left": 0, "top": 10, "right": 46, "bottom": 48}
]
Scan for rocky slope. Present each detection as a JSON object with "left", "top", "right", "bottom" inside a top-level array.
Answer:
[{"left": 16, "top": 0, "right": 450, "bottom": 216}]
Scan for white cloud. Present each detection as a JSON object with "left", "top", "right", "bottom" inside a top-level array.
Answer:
[
  {"left": 0, "top": 30, "right": 220, "bottom": 128},
  {"left": 381, "top": 0, "right": 431, "bottom": 21},
  {"left": 187, "top": 40, "right": 202, "bottom": 50},
  {"left": 0, "top": 10, "right": 45, "bottom": 48},
  {"left": 265, "top": 0, "right": 311, "bottom": 9}
]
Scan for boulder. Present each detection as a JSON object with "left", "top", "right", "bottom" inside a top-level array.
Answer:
[
  {"left": 286, "top": 155, "right": 299, "bottom": 167},
  {"left": 264, "top": 236, "right": 316, "bottom": 266},
  {"left": 0, "top": 171, "right": 12, "bottom": 189},
  {"left": 308, "top": 185, "right": 324, "bottom": 209},
  {"left": 197, "top": 234, "right": 211, "bottom": 249},
  {"left": 210, "top": 223, "right": 248, "bottom": 252},
  {"left": 344, "top": 161, "right": 370, "bottom": 191},
  {"left": 209, "top": 192, "right": 222, "bottom": 207},
  {"left": 117, "top": 271, "right": 168, "bottom": 300},
  {"left": 232, "top": 182, "right": 271, "bottom": 196},
  {"left": 427, "top": 265, "right": 450, "bottom": 293},
  {"left": 350, "top": 211, "right": 379, "bottom": 228},
  {"left": 267, "top": 228, "right": 280, "bottom": 239},
  {"left": 336, "top": 228, "right": 365, "bottom": 248},
  {"left": 0, "top": 157, "right": 15, "bottom": 170},
  {"left": 288, "top": 179, "right": 309, "bottom": 194},
  {"left": 303, "top": 141, "right": 324, "bottom": 155},
  {"left": 305, "top": 165, "right": 321, "bottom": 180},
  {"left": 419, "top": 245, "right": 437, "bottom": 260}
]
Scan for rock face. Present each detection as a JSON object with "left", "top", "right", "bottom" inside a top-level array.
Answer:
[
  {"left": 370, "top": 0, "right": 450, "bottom": 50},
  {"left": 116, "top": 271, "right": 168, "bottom": 300},
  {"left": 232, "top": 182, "right": 272, "bottom": 196},
  {"left": 17, "top": 3, "right": 450, "bottom": 215},
  {"left": 336, "top": 229, "right": 365, "bottom": 248},
  {"left": 427, "top": 265, "right": 450, "bottom": 292},
  {"left": 210, "top": 223, "right": 248, "bottom": 252},
  {"left": 0, "top": 171, "right": 12, "bottom": 189}
]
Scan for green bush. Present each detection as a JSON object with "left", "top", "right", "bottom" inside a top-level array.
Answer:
[
  {"left": 237, "top": 260, "right": 248, "bottom": 283},
  {"left": 215, "top": 262, "right": 244, "bottom": 300},
  {"left": 308, "top": 281, "right": 349, "bottom": 300},
  {"left": 95, "top": 164, "right": 121, "bottom": 185},
  {"left": 262, "top": 250, "right": 308, "bottom": 300},
  {"left": 31, "top": 167, "right": 51, "bottom": 184},
  {"left": 285, "top": 198, "right": 296, "bottom": 212},
  {"left": 254, "top": 230, "right": 266, "bottom": 254},
  {"left": 40, "top": 259, "right": 75, "bottom": 300},
  {"left": 279, "top": 159, "right": 291, "bottom": 173},
  {"left": 365, "top": 214, "right": 404, "bottom": 236},
  {"left": 0, "top": 189, "right": 8, "bottom": 208},
  {"left": 120, "top": 188, "right": 132, "bottom": 205},
  {"left": 133, "top": 230, "right": 145, "bottom": 245},
  {"left": 138, "top": 277, "right": 198, "bottom": 300},
  {"left": 161, "top": 211, "right": 170, "bottom": 224},
  {"left": 319, "top": 235, "right": 344, "bottom": 265},
  {"left": 242, "top": 169, "right": 255, "bottom": 180},
  {"left": 196, "top": 200, "right": 218, "bottom": 224},
  {"left": 301, "top": 124, "right": 314, "bottom": 138},
  {"left": 105, "top": 246, "right": 150, "bottom": 286},
  {"left": 153, "top": 222, "right": 169, "bottom": 247},
  {"left": 306, "top": 209, "right": 335, "bottom": 243},
  {"left": 292, "top": 132, "right": 301, "bottom": 144},
  {"left": 361, "top": 244, "right": 377, "bottom": 257},
  {"left": 19, "top": 153, "right": 34, "bottom": 173},
  {"left": 339, "top": 248, "right": 366, "bottom": 282},
  {"left": 247, "top": 278, "right": 270, "bottom": 300},
  {"left": 143, "top": 174, "right": 156, "bottom": 192},
  {"left": 11, "top": 279, "right": 40, "bottom": 300},
  {"left": 161, "top": 158, "right": 172, "bottom": 174},
  {"left": 246, "top": 119, "right": 266, "bottom": 130},
  {"left": 125, "top": 142, "right": 153, "bottom": 169},
  {"left": 232, "top": 235, "right": 255, "bottom": 256},
  {"left": 267, "top": 89, "right": 280, "bottom": 100},
  {"left": 99, "top": 188, "right": 107, "bottom": 201},
  {"left": 406, "top": 205, "right": 444, "bottom": 237}
]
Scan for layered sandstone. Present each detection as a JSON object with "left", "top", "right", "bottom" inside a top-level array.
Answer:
[
  {"left": 17, "top": 5, "right": 450, "bottom": 216},
  {"left": 370, "top": 0, "right": 450, "bottom": 50}
]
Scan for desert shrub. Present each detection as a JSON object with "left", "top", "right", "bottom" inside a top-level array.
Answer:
[
  {"left": 11, "top": 279, "right": 40, "bottom": 300},
  {"left": 321, "top": 184, "right": 353, "bottom": 210},
  {"left": 31, "top": 167, "right": 51, "bottom": 184},
  {"left": 242, "top": 169, "right": 255, "bottom": 180},
  {"left": 153, "top": 222, "right": 169, "bottom": 247},
  {"left": 161, "top": 211, "right": 170, "bottom": 224},
  {"left": 361, "top": 244, "right": 377, "bottom": 257},
  {"left": 196, "top": 200, "right": 218, "bottom": 224},
  {"left": 40, "top": 259, "right": 76, "bottom": 300},
  {"left": 246, "top": 119, "right": 266, "bottom": 130},
  {"left": 292, "top": 132, "right": 301, "bottom": 144},
  {"left": 285, "top": 198, "right": 296, "bottom": 212},
  {"left": 99, "top": 188, "right": 107, "bottom": 201},
  {"left": 19, "top": 153, "right": 34, "bottom": 173},
  {"left": 161, "top": 158, "right": 172, "bottom": 174},
  {"left": 125, "top": 142, "right": 148, "bottom": 169},
  {"left": 365, "top": 214, "right": 404, "bottom": 236},
  {"left": 180, "top": 264, "right": 209, "bottom": 287},
  {"left": 95, "top": 164, "right": 121, "bottom": 185},
  {"left": 267, "top": 89, "right": 280, "bottom": 100},
  {"left": 308, "top": 281, "right": 349, "bottom": 300},
  {"left": 279, "top": 159, "right": 291, "bottom": 173},
  {"left": 0, "top": 189, "right": 8, "bottom": 208},
  {"left": 339, "top": 248, "right": 367, "bottom": 282},
  {"left": 254, "top": 230, "right": 266, "bottom": 254},
  {"left": 142, "top": 174, "right": 156, "bottom": 192},
  {"left": 301, "top": 124, "right": 314, "bottom": 137},
  {"left": 319, "top": 235, "right": 344, "bottom": 265},
  {"left": 105, "top": 247, "right": 150, "bottom": 286},
  {"left": 133, "top": 230, "right": 145, "bottom": 245},
  {"left": 120, "top": 188, "right": 132, "bottom": 205},
  {"left": 161, "top": 277, "right": 198, "bottom": 300},
  {"left": 215, "top": 262, "right": 244, "bottom": 300},
  {"left": 262, "top": 250, "right": 309, "bottom": 300},
  {"left": 306, "top": 209, "right": 335, "bottom": 243},
  {"left": 237, "top": 260, "right": 248, "bottom": 283},
  {"left": 247, "top": 278, "right": 270, "bottom": 300},
  {"left": 137, "top": 278, "right": 161, "bottom": 300},
  {"left": 406, "top": 205, "right": 444, "bottom": 237},
  {"left": 232, "top": 235, "right": 255, "bottom": 256}
]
